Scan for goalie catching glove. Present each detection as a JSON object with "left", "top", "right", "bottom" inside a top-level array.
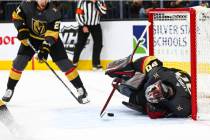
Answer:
[
  {"left": 105, "top": 55, "right": 135, "bottom": 80},
  {"left": 37, "top": 40, "right": 51, "bottom": 63}
]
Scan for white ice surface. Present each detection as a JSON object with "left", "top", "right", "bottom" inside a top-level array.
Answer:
[{"left": 0, "top": 70, "right": 210, "bottom": 140}]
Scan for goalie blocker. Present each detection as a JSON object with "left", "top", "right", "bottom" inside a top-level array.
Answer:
[{"left": 105, "top": 56, "right": 191, "bottom": 119}]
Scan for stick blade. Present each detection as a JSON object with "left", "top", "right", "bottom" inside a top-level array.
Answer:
[{"left": 100, "top": 111, "right": 106, "bottom": 118}]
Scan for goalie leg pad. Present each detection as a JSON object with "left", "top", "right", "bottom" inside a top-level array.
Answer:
[
  {"left": 129, "top": 88, "right": 147, "bottom": 107},
  {"left": 121, "top": 72, "right": 145, "bottom": 90},
  {"left": 118, "top": 84, "right": 134, "bottom": 97},
  {"left": 122, "top": 101, "right": 146, "bottom": 114}
]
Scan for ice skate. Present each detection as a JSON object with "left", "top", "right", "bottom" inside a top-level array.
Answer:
[
  {"left": 77, "top": 87, "right": 90, "bottom": 104},
  {"left": 2, "top": 89, "right": 14, "bottom": 102},
  {"left": 92, "top": 65, "right": 103, "bottom": 71}
]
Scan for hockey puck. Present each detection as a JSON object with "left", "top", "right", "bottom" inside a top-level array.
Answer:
[{"left": 107, "top": 113, "right": 114, "bottom": 117}]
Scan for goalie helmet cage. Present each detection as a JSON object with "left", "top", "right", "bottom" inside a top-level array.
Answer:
[{"left": 148, "top": 8, "right": 210, "bottom": 120}]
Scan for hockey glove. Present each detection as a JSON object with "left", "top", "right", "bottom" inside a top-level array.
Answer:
[
  {"left": 112, "top": 78, "right": 122, "bottom": 88},
  {"left": 105, "top": 55, "right": 135, "bottom": 80},
  {"left": 20, "top": 39, "right": 30, "bottom": 46},
  {"left": 17, "top": 28, "right": 29, "bottom": 41},
  {"left": 37, "top": 41, "right": 50, "bottom": 63},
  {"left": 17, "top": 29, "right": 30, "bottom": 46}
]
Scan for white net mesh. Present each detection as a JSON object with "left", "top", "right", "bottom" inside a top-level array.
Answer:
[
  {"left": 153, "top": 12, "right": 191, "bottom": 71},
  {"left": 196, "top": 7, "right": 210, "bottom": 120},
  {"left": 150, "top": 7, "right": 210, "bottom": 120}
]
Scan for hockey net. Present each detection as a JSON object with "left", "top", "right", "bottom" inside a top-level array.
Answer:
[{"left": 148, "top": 7, "right": 210, "bottom": 120}]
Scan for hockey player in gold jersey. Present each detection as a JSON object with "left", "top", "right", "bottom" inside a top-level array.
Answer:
[{"left": 2, "top": 0, "right": 89, "bottom": 104}]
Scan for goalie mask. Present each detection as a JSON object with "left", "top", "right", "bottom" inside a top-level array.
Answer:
[{"left": 145, "top": 80, "right": 174, "bottom": 104}]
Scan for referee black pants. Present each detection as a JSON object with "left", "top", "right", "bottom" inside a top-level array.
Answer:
[{"left": 73, "top": 24, "right": 103, "bottom": 66}]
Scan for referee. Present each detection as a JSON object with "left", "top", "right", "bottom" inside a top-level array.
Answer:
[{"left": 73, "top": 0, "right": 107, "bottom": 70}]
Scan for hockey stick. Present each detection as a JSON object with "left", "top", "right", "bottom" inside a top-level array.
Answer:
[
  {"left": 100, "top": 22, "right": 151, "bottom": 117},
  {"left": 28, "top": 42, "right": 81, "bottom": 104},
  {"left": 100, "top": 78, "right": 121, "bottom": 117},
  {"left": 41, "top": 60, "right": 80, "bottom": 103}
]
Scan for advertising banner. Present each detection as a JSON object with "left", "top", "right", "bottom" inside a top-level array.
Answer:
[{"left": 0, "top": 21, "right": 149, "bottom": 69}]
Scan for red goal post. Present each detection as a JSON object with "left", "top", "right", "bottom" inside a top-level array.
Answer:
[{"left": 148, "top": 7, "right": 210, "bottom": 120}]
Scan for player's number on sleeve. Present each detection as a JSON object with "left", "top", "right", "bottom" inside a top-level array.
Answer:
[
  {"left": 54, "top": 21, "right": 60, "bottom": 30},
  {"left": 175, "top": 72, "right": 191, "bottom": 94},
  {"left": 145, "top": 61, "right": 158, "bottom": 72},
  {"left": 16, "top": 6, "right": 21, "bottom": 15}
]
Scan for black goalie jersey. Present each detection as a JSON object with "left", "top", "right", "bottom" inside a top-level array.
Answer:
[{"left": 133, "top": 56, "right": 191, "bottom": 118}]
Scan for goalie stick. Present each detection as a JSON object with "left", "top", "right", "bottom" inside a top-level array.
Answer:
[
  {"left": 100, "top": 78, "right": 121, "bottom": 117},
  {"left": 100, "top": 22, "right": 151, "bottom": 117},
  {"left": 27, "top": 41, "right": 83, "bottom": 104}
]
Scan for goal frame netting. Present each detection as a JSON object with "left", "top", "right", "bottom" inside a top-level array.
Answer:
[{"left": 148, "top": 8, "right": 197, "bottom": 120}]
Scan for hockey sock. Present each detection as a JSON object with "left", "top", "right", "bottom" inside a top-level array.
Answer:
[
  {"left": 7, "top": 78, "right": 18, "bottom": 90},
  {"left": 0, "top": 100, "right": 5, "bottom": 107},
  {"left": 65, "top": 67, "right": 84, "bottom": 89},
  {"left": 70, "top": 76, "right": 84, "bottom": 89},
  {"left": 6, "top": 55, "right": 30, "bottom": 90},
  {"left": 7, "top": 68, "right": 22, "bottom": 90},
  {"left": 55, "top": 59, "right": 85, "bottom": 89}
]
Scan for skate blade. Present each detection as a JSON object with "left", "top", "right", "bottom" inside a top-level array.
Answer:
[{"left": 80, "top": 98, "right": 90, "bottom": 104}]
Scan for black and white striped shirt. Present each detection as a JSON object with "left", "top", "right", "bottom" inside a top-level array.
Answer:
[{"left": 76, "top": 0, "right": 107, "bottom": 26}]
